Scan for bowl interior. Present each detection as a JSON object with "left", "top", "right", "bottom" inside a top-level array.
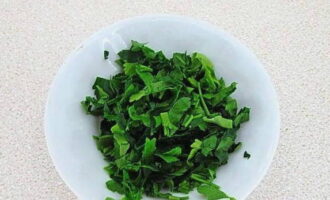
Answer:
[{"left": 45, "top": 15, "right": 279, "bottom": 200}]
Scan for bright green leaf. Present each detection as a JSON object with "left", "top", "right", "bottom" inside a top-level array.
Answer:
[
  {"left": 142, "top": 138, "right": 157, "bottom": 162},
  {"left": 203, "top": 116, "right": 233, "bottom": 129}
]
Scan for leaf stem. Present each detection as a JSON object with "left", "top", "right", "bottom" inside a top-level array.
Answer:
[{"left": 197, "top": 83, "right": 211, "bottom": 117}]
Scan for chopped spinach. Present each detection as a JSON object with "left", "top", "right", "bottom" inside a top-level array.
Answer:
[{"left": 82, "top": 41, "right": 251, "bottom": 200}]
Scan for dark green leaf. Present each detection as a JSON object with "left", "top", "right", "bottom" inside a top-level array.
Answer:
[
  {"left": 172, "top": 53, "right": 189, "bottom": 68},
  {"left": 128, "top": 105, "right": 150, "bottom": 127},
  {"left": 104, "top": 50, "right": 109, "bottom": 60},
  {"left": 234, "top": 107, "right": 250, "bottom": 127},
  {"left": 163, "top": 146, "right": 182, "bottom": 156},
  {"left": 212, "top": 82, "right": 237, "bottom": 106},
  {"left": 225, "top": 97, "right": 238, "bottom": 117},
  {"left": 106, "top": 180, "right": 124, "bottom": 194},
  {"left": 244, "top": 151, "right": 251, "bottom": 159},
  {"left": 201, "top": 135, "right": 217, "bottom": 156},
  {"left": 156, "top": 154, "right": 179, "bottom": 163}
]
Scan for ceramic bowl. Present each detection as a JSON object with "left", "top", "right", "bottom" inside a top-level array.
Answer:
[{"left": 44, "top": 15, "right": 280, "bottom": 200}]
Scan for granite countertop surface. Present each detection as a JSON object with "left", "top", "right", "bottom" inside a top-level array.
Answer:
[{"left": 0, "top": 0, "right": 329, "bottom": 199}]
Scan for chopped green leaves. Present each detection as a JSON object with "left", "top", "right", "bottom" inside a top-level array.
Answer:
[{"left": 82, "top": 41, "right": 250, "bottom": 200}]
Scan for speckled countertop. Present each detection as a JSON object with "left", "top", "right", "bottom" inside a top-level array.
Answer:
[{"left": 0, "top": 1, "right": 329, "bottom": 199}]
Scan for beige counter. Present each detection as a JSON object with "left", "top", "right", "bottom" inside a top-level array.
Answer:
[{"left": 0, "top": 0, "right": 329, "bottom": 199}]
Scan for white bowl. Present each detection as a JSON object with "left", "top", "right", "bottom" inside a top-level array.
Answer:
[{"left": 44, "top": 15, "right": 280, "bottom": 200}]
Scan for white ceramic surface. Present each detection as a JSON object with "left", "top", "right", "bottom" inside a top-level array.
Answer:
[{"left": 44, "top": 15, "right": 280, "bottom": 200}]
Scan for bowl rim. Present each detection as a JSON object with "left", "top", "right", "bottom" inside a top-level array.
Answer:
[{"left": 44, "top": 14, "right": 280, "bottom": 200}]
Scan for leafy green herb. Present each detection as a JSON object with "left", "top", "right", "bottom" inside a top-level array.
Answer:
[{"left": 82, "top": 41, "right": 251, "bottom": 200}]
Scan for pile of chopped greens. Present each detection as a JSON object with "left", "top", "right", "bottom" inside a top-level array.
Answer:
[{"left": 81, "top": 41, "right": 250, "bottom": 200}]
